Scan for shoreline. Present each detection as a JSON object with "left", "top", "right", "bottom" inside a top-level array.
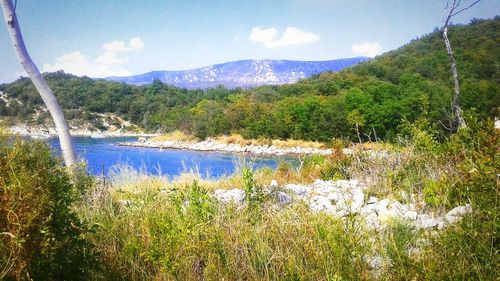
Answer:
[
  {"left": 8, "top": 125, "right": 157, "bottom": 138},
  {"left": 117, "top": 139, "right": 334, "bottom": 156}
]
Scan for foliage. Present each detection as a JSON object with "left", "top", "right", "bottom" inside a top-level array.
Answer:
[
  {"left": 241, "top": 167, "right": 265, "bottom": 212},
  {"left": 0, "top": 16, "right": 498, "bottom": 280},
  {"left": 1, "top": 18, "right": 498, "bottom": 142},
  {"left": 0, "top": 117, "right": 497, "bottom": 279},
  {"left": 0, "top": 135, "right": 97, "bottom": 280},
  {"left": 413, "top": 118, "right": 499, "bottom": 280},
  {"left": 81, "top": 117, "right": 498, "bottom": 280},
  {"left": 81, "top": 180, "right": 372, "bottom": 280}
]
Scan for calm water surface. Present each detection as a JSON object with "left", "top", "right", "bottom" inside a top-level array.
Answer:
[{"left": 47, "top": 136, "right": 292, "bottom": 178}]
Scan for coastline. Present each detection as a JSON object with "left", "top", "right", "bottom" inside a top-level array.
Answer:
[
  {"left": 117, "top": 139, "right": 334, "bottom": 156},
  {"left": 7, "top": 125, "right": 157, "bottom": 138}
]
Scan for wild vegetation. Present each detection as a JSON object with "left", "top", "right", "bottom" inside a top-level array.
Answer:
[
  {"left": 0, "top": 17, "right": 498, "bottom": 280},
  {"left": 1, "top": 18, "right": 498, "bottom": 142},
  {"left": 1, "top": 116, "right": 498, "bottom": 280}
]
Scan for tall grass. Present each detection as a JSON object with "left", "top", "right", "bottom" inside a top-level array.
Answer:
[
  {"left": 79, "top": 179, "right": 373, "bottom": 280},
  {"left": 0, "top": 134, "right": 96, "bottom": 280}
]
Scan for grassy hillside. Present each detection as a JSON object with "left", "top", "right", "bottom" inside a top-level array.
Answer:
[{"left": 0, "top": 17, "right": 498, "bottom": 141}]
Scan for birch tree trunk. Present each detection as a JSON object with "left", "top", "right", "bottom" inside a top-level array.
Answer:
[
  {"left": 441, "top": 0, "right": 481, "bottom": 132},
  {"left": 442, "top": 26, "right": 466, "bottom": 131},
  {"left": 1, "top": 0, "right": 76, "bottom": 166}
]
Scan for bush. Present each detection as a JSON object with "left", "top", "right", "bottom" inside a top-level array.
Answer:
[{"left": 0, "top": 135, "right": 96, "bottom": 280}]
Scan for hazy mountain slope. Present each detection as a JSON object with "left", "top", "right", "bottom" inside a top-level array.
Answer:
[{"left": 106, "top": 57, "right": 369, "bottom": 88}]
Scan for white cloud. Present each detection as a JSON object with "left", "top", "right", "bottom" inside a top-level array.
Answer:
[
  {"left": 249, "top": 26, "right": 319, "bottom": 49},
  {"left": 129, "top": 37, "right": 144, "bottom": 49},
  {"left": 250, "top": 27, "right": 277, "bottom": 42},
  {"left": 42, "top": 51, "right": 130, "bottom": 77},
  {"left": 95, "top": 51, "right": 125, "bottom": 65},
  {"left": 103, "top": 40, "right": 128, "bottom": 52},
  {"left": 42, "top": 37, "right": 145, "bottom": 78},
  {"left": 351, "top": 42, "right": 382, "bottom": 57},
  {"left": 103, "top": 37, "right": 144, "bottom": 52}
]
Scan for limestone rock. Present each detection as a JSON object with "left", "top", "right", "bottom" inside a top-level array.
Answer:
[
  {"left": 270, "top": 179, "right": 279, "bottom": 188},
  {"left": 214, "top": 188, "right": 245, "bottom": 205},
  {"left": 445, "top": 204, "right": 471, "bottom": 223},
  {"left": 284, "top": 184, "right": 309, "bottom": 196},
  {"left": 277, "top": 192, "right": 292, "bottom": 204}
]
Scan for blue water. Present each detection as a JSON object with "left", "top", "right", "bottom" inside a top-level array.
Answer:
[{"left": 47, "top": 137, "right": 290, "bottom": 178}]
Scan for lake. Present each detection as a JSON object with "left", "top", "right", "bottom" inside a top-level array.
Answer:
[{"left": 47, "top": 136, "right": 291, "bottom": 178}]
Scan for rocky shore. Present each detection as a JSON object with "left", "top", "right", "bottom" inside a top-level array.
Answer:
[
  {"left": 212, "top": 179, "right": 471, "bottom": 230},
  {"left": 8, "top": 125, "right": 155, "bottom": 138},
  {"left": 117, "top": 139, "right": 334, "bottom": 156}
]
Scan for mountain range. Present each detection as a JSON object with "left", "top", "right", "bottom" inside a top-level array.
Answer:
[{"left": 106, "top": 57, "right": 369, "bottom": 89}]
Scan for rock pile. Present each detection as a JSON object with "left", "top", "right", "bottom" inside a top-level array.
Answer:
[
  {"left": 213, "top": 179, "right": 472, "bottom": 230},
  {"left": 118, "top": 139, "right": 333, "bottom": 156}
]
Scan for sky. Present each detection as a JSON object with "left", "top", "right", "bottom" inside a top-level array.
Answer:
[{"left": 0, "top": 0, "right": 498, "bottom": 83}]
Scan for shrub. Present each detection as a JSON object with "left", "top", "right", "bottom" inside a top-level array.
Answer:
[
  {"left": 241, "top": 167, "right": 265, "bottom": 212},
  {"left": 0, "top": 135, "right": 96, "bottom": 280},
  {"left": 319, "top": 152, "right": 352, "bottom": 180}
]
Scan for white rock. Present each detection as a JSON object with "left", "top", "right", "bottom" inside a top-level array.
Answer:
[
  {"left": 415, "top": 214, "right": 440, "bottom": 229},
  {"left": 118, "top": 199, "right": 132, "bottom": 207},
  {"left": 365, "top": 213, "right": 380, "bottom": 229},
  {"left": 277, "top": 192, "right": 292, "bottom": 204},
  {"left": 367, "top": 196, "right": 379, "bottom": 205},
  {"left": 391, "top": 201, "right": 408, "bottom": 215},
  {"left": 284, "top": 184, "right": 309, "bottom": 196},
  {"left": 312, "top": 179, "right": 329, "bottom": 188},
  {"left": 367, "top": 255, "right": 384, "bottom": 269},
  {"left": 402, "top": 211, "right": 418, "bottom": 221},
  {"left": 343, "top": 148, "right": 354, "bottom": 155},
  {"left": 326, "top": 192, "right": 343, "bottom": 203},
  {"left": 445, "top": 204, "right": 471, "bottom": 223},
  {"left": 375, "top": 199, "right": 408, "bottom": 221},
  {"left": 214, "top": 188, "right": 246, "bottom": 205},
  {"left": 375, "top": 199, "right": 390, "bottom": 214},
  {"left": 270, "top": 179, "right": 279, "bottom": 188},
  {"left": 350, "top": 189, "right": 365, "bottom": 212},
  {"left": 309, "top": 195, "right": 335, "bottom": 213},
  {"left": 312, "top": 180, "right": 340, "bottom": 196},
  {"left": 360, "top": 204, "right": 377, "bottom": 216},
  {"left": 437, "top": 217, "right": 446, "bottom": 229},
  {"left": 336, "top": 179, "right": 359, "bottom": 189}
]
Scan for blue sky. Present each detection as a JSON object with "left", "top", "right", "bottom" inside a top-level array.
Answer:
[{"left": 0, "top": 0, "right": 498, "bottom": 82}]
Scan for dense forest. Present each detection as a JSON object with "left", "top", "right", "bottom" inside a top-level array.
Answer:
[{"left": 0, "top": 17, "right": 498, "bottom": 141}]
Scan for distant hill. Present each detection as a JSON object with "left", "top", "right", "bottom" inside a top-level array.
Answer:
[{"left": 106, "top": 58, "right": 369, "bottom": 88}]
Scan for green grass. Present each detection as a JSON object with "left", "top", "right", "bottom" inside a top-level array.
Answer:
[
  {"left": 80, "top": 181, "right": 373, "bottom": 280},
  {"left": 0, "top": 133, "right": 97, "bottom": 280}
]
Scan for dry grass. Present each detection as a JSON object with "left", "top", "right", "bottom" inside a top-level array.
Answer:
[
  {"left": 105, "top": 162, "right": 261, "bottom": 196},
  {"left": 150, "top": 130, "right": 200, "bottom": 143},
  {"left": 215, "top": 133, "right": 327, "bottom": 148},
  {"left": 152, "top": 132, "right": 328, "bottom": 149},
  {"left": 270, "top": 138, "right": 326, "bottom": 148}
]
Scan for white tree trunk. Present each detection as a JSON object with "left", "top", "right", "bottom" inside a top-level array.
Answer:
[
  {"left": 1, "top": 0, "right": 76, "bottom": 166},
  {"left": 443, "top": 26, "right": 466, "bottom": 131}
]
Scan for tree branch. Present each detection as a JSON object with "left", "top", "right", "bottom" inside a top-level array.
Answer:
[{"left": 451, "top": 0, "right": 481, "bottom": 17}]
